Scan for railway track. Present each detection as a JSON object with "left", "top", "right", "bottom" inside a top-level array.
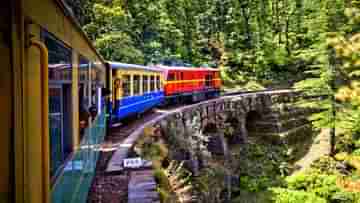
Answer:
[
  {"left": 221, "top": 87, "right": 295, "bottom": 96},
  {"left": 87, "top": 88, "right": 295, "bottom": 202},
  {"left": 87, "top": 109, "right": 165, "bottom": 202}
]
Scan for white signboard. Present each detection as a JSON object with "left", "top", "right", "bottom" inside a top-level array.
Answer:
[{"left": 123, "top": 157, "right": 143, "bottom": 168}]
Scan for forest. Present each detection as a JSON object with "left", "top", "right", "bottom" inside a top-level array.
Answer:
[{"left": 66, "top": 0, "right": 360, "bottom": 202}]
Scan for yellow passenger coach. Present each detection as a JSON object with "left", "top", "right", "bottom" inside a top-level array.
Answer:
[
  {"left": 1, "top": 0, "right": 109, "bottom": 202},
  {"left": 108, "top": 62, "right": 164, "bottom": 122}
]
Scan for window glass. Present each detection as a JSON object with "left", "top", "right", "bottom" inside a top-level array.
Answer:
[
  {"left": 156, "top": 75, "right": 160, "bottom": 90},
  {"left": 91, "top": 63, "right": 105, "bottom": 107},
  {"left": 43, "top": 31, "right": 73, "bottom": 178},
  {"left": 122, "top": 75, "right": 131, "bottom": 97},
  {"left": 78, "top": 56, "right": 90, "bottom": 138},
  {"left": 48, "top": 87, "right": 63, "bottom": 177},
  {"left": 143, "top": 75, "right": 149, "bottom": 93},
  {"left": 45, "top": 33, "right": 72, "bottom": 83},
  {"left": 205, "top": 74, "right": 213, "bottom": 87},
  {"left": 150, "top": 75, "right": 155, "bottom": 91},
  {"left": 168, "top": 73, "right": 175, "bottom": 81},
  {"left": 133, "top": 75, "right": 140, "bottom": 95},
  {"left": 87, "top": 62, "right": 106, "bottom": 116}
]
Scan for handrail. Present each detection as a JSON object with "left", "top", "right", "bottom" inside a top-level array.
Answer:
[{"left": 30, "top": 39, "right": 50, "bottom": 203}]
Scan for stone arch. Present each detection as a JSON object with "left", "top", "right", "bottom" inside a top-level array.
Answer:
[
  {"left": 224, "top": 116, "right": 246, "bottom": 144},
  {"left": 245, "top": 110, "right": 263, "bottom": 137},
  {"left": 201, "top": 122, "right": 225, "bottom": 156}
]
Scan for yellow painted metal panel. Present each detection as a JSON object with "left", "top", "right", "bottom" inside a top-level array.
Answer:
[
  {"left": 140, "top": 75, "right": 143, "bottom": 95},
  {"left": 72, "top": 52, "right": 80, "bottom": 150},
  {"left": 116, "top": 70, "right": 123, "bottom": 100},
  {"left": 130, "top": 74, "right": 134, "bottom": 96},
  {"left": 29, "top": 38, "right": 51, "bottom": 203},
  {"left": 23, "top": 0, "right": 103, "bottom": 63},
  {"left": 24, "top": 25, "right": 45, "bottom": 203}
]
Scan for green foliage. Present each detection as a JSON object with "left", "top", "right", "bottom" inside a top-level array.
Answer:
[
  {"left": 67, "top": 0, "right": 349, "bottom": 88},
  {"left": 64, "top": 1, "right": 360, "bottom": 202},
  {"left": 94, "top": 32, "right": 144, "bottom": 63},
  {"left": 154, "top": 168, "right": 172, "bottom": 202},
  {"left": 239, "top": 175, "right": 272, "bottom": 192},
  {"left": 141, "top": 142, "right": 168, "bottom": 162},
  {"left": 272, "top": 188, "right": 327, "bottom": 203},
  {"left": 310, "top": 156, "right": 339, "bottom": 174},
  {"left": 271, "top": 170, "right": 360, "bottom": 203},
  {"left": 352, "top": 149, "right": 360, "bottom": 156}
]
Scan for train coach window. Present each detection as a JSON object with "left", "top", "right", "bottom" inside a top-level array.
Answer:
[
  {"left": 156, "top": 75, "right": 161, "bottom": 90},
  {"left": 143, "top": 75, "right": 149, "bottom": 93},
  {"left": 43, "top": 30, "right": 73, "bottom": 178},
  {"left": 150, "top": 75, "right": 155, "bottom": 91},
  {"left": 78, "top": 56, "right": 90, "bottom": 139},
  {"left": 168, "top": 73, "right": 175, "bottom": 81},
  {"left": 122, "top": 75, "right": 131, "bottom": 97},
  {"left": 205, "top": 74, "right": 213, "bottom": 87},
  {"left": 91, "top": 62, "right": 106, "bottom": 112},
  {"left": 133, "top": 75, "right": 140, "bottom": 95},
  {"left": 43, "top": 31, "right": 72, "bottom": 82}
]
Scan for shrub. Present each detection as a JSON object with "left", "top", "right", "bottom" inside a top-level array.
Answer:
[
  {"left": 271, "top": 170, "right": 360, "bottom": 203},
  {"left": 272, "top": 188, "right": 327, "bottom": 203}
]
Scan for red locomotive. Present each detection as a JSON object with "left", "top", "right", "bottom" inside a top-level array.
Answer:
[{"left": 155, "top": 65, "right": 221, "bottom": 103}]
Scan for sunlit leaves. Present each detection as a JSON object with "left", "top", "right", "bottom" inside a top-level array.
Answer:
[{"left": 94, "top": 32, "right": 144, "bottom": 63}]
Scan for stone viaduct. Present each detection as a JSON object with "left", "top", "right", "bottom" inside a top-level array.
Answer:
[{"left": 107, "top": 89, "right": 315, "bottom": 172}]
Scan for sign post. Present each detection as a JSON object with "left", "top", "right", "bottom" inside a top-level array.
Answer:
[{"left": 123, "top": 157, "right": 142, "bottom": 169}]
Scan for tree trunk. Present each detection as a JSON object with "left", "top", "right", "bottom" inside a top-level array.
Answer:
[
  {"left": 240, "top": 0, "right": 252, "bottom": 49},
  {"left": 329, "top": 48, "right": 337, "bottom": 155},
  {"left": 295, "top": 0, "right": 303, "bottom": 46},
  {"left": 285, "top": 17, "right": 290, "bottom": 55}
]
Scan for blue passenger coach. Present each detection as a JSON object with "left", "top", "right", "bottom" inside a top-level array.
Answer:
[{"left": 108, "top": 62, "right": 165, "bottom": 122}]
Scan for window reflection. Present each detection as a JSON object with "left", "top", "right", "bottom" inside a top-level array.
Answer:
[
  {"left": 143, "top": 75, "right": 149, "bottom": 93},
  {"left": 91, "top": 62, "right": 105, "bottom": 114},
  {"left": 156, "top": 75, "right": 160, "bottom": 90},
  {"left": 150, "top": 75, "right": 155, "bottom": 91},
  {"left": 43, "top": 31, "right": 73, "bottom": 179},
  {"left": 133, "top": 75, "right": 140, "bottom": 95},
  {"left": 122, "top": 75, "right": 131, "bottom": 97},
  {"left": 79, "top": 56, "right": 90, "bottom": 137}
]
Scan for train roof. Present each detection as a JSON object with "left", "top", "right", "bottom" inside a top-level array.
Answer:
[
  {"left": 154, "top": 64, "right": 219, "bottom": 72},
  {"left": 108, "top": 62, "right": 163, "bottom": 72}
]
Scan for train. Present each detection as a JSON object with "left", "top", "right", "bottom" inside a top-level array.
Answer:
[
  {"left": 1, "top": 0, "right": 221, "bottom": 203},
  {"left": 108, "top": 62, "right": 221, "bottom": 123},
  {"left": 2, "top": 0, "right": 108, "bottom": 202}
]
